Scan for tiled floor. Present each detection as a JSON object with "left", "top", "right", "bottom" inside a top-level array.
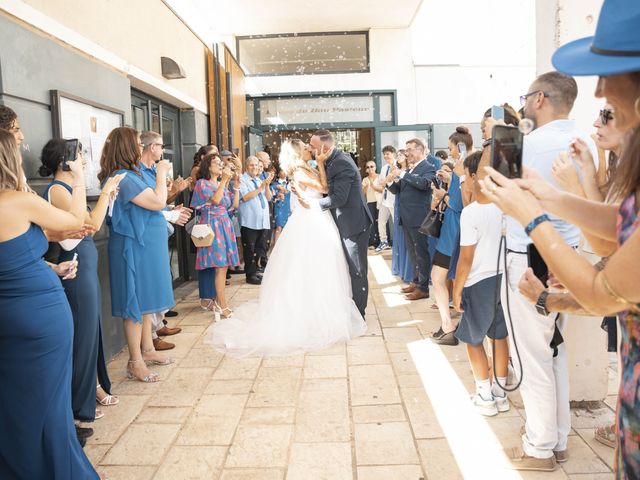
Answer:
[{"left": 87, "top": 252, "right": 617, "bottom": 479}]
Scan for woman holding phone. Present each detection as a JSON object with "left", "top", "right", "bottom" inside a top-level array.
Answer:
[
  {"left": 0, "top": 129, "right": 103, "bottom": 478},
  {"left": 40, "top": 139, "right": 124, "bottom": 424}
]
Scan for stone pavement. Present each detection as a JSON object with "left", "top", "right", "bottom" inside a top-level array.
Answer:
[{"left": 86, "top": 252, "right": 618, "bottom": 480}]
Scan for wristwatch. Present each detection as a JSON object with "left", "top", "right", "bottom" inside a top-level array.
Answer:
[{"left": 535, "top": 290, "right": 550, "bottom": 316}]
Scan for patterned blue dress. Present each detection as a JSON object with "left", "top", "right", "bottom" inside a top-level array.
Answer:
[
  {"left": 190, "top": 179, "right": 240, "bottom": 269},
  {"left": 106, "top": 169, "right": 174, "bottom": 323},
  {"left": 271, "top": 179, "right": 292, "bottom": 228}
]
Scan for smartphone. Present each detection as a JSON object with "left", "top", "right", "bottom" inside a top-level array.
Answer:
[
  {"left": 527, "top": 243, "right": 548, "bottom": 286},
  {"left": 491, "top": 125, "right": 523, "bottom": 179},
  {"left": 491, "top": 105, "right": 505, "bottom": 121},
  {"left": 62, "top": 139, "right": 79, "bottom": 171},
  {"left": 457, "top": 142, "right": 467, "bottom": 159}
]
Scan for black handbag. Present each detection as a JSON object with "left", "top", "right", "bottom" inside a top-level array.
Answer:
[{"left": 419, "top": 197, "right": 446, "bottom": 237}]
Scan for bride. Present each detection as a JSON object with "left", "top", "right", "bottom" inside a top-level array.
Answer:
[{"left": 204, "top": 139, "right": 366, "bottom": 357}]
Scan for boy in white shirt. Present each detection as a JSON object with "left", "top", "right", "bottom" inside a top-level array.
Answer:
[{"left": 452, "top": 148, "right": 510, "bottom": 416}]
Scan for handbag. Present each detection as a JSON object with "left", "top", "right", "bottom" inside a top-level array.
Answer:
[
  {"left": 419, "top": 197, "right": 446, "bottom": 237},
  {"left": 188, "top": 209, "right": 215, "bottom": 247}
]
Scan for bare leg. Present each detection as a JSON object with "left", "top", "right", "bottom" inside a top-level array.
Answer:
[
  {"left": 493, "top": 338, "right": 509, "bottom": 378},
  {"left": 431, "top": 266, "right": 456, "bottom": 332},
  {"left": 215, "top": 267, "right": 228, "bottom": 309},
  {"left": 466, "top": 343, "right": 490, "bottom": 381},
  {"left": 141, "top": 313, "right": 167, "bottom": 364},
  {"left": 123, "top": 318, "right": 157, "bottom": 380},
  {"left": 273, "top": 226, "right": 282, "bottom": 247}
]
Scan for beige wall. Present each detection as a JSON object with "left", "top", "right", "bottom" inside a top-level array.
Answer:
[{"left": 22, "top": 0, "right": 208, "bottom": 110}]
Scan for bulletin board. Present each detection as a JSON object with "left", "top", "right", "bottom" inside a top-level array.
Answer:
[{"left": 50, "top": 90, "right": 125, "bottom": 196}]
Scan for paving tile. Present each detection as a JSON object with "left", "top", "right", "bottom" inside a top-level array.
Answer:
[
  {"left": 390, "top": 352, "right": 419, "bottom": 375},
  {"left": 352, "top": 404, "right": 406, "bottom": 424},
  {"left": 349, "top": 364, "right": 401, "bottom": 406},
  {"left": 177, "top": 394, "right": 247, "bottom": 445},
  {"left": 101, "top": 423, "right": 181, "bottom": 465},
  {"left": 135, "top": 406, "right": 191, "bottom": 424},
  {"left": 241, "top": 407, "right": 296, "bottom": 425},
  {"left": 147, "top": 367, "right": 213, "bottom": 407},
  {"left": 417, "top": 438, "right": 463, "bottom": 480},
  {"left": 95, "top": 466, "right": 155, "bottom": 480},
  {"left": 220, "top": 470, "right": 285, "bottom": 480},
  {"left": 382, "top": 327, "right": 423, "bottom": 353},
  {"left": 84, "top": 444, "right": 109, "bottom": 465},
  {"left": 357, "top": 465, "right": 425, "bottom": 480},
  {"left": 262, "top": 355, "right": 305, "bottom": 367},
  {"left": 560, "top": 435, "right": 612, "bottom": 475},
  {"left": 566, "top": 474, "right": 615, "bottom": 480},
  {"left": 213, "top": 357, "right": 262, "bottom": 380},
  {"left": 306, "top": 341, "right": 346, "bottom": 356},
  {"left": 205, "top": 379, "right": 256, "bottom": 395},
  {"left": 178, "top": 346, "right": 224, "bottom": 368},
  {"left": 254, "top": 366, "right": 302, "bottom": 391},
  {"left": 347, "top": 343, "right": 390, "bottom": 365},
  {"left": 574, "top": 428, "right": 615, "bottom": 470},
  {"left": 400, "top": 388, "right": 444, "bottom": 439},
  {"left": 295, "top": 379, "right": 350, "bottom": 442},
  {"left": 87, "top": 395, "right": 149, "bottom": 444},
  {"left": 286, "top": 443, "right": 352, "bottom": 480},
  {"left": 225, "top": 425, "right": 293, "bottom": 468},
  {"left": 154, "top": 446, "right": 227, "bottom": 479},
  {"left": 303, "top": 355, "right": 347, "bottom": 378},
  {"left": 355, "top": 422, "right": 420, "bottom": 465}
]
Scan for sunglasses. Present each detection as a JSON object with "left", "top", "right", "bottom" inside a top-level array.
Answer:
[{"left": 599, "top": 109, "right": 614, "bottom": 126}]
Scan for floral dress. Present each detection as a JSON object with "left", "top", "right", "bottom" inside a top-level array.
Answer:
[
  {"left": 615, "top": 191, "right": 640, "bottom": 479},
  {"left": 271, "top": 179, "right": 292, "bottom": 228},
  {"left": 190, "top": 179, "right": 240, "bottom": 269}
]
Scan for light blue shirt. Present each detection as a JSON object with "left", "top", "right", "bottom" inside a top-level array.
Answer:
[
  {"left": 507, "top": 119, "right": 599, "bottom": 252},
  {"left": 239, "top": 172, "right": 270, "bottom": 229}
]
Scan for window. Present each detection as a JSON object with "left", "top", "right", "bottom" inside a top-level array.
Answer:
[{"left": 238, "top": 31, "right": 369, "bottom": 76}]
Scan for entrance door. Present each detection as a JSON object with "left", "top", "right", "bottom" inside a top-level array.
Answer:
[
  {"left": 246, "top": 126, "right": 264, "bottom": 157},
  {"left": 374, "top": 125, "right": 433, "bottom": 167}
]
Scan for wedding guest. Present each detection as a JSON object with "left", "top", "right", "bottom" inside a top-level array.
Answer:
[
  {"left": 190, "top": 144, "right": 218, "bottom": 188},
  {"left": 239, "top": 156, "right": 273, "bottom": 285},
  {"left": 98, "top": 127, "right": 174, "bottom": 383},
  {"left": 375, "top": 145, "right": 396, "bottom": 253},
  {"left": 271, "top": 168, "right": 292, "bottom": 246},
  {"left": 256, "top": 150, "right": 273, "bottom": 268},
  {"left": 0, "top": 129, "right": 103, "bottom": 478},
  {"left": 191, "top": 153, "right": 241, "bottom": 318},
  {"left": 389, "top": 149, "right": 413, "bottom": 283},
  {"left": 221, "top": 150, "right": 245, "bottom": 275},
  {"left": 362, "top": 160, "right": 382, "bottom": 248},
  {"left": 0, "top": 105, "right": 24, "bottom": 147},
  {"left": 39, "top": 139, "right": 123, "bottom": 424}
]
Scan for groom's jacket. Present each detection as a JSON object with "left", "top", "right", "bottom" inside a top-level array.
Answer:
[
  {"left": 387, "top": 155, "right": 437, "bottom": 228},
  {"left": 318, "top": 149, "right": 373, "bottom": 238}
]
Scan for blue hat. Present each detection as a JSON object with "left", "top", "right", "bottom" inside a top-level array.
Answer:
[{"left": 552, "top": 0, "right": 640, "bottom": 76}]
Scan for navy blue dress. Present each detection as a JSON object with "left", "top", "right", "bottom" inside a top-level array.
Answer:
[
  {"left": 391, "top": 194, "right": 413, "bottom": 283},
  {"left": 107, "top": 169, "right": 174, "bottom": 322},
  {"left": 45, "top": 180, "right": 111, "bottom": 422},
  {"left": 0, "top": 224, "right": 98, "bottom": 478}
]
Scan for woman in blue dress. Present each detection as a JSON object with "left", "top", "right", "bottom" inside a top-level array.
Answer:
[
  {"left": 190, "top": 153, "right": 240, "bottom": 318},
  {"left": 0, "top": 130, "right": 102, "bottom": 478},
  {"left": 98, "top": 127, "right": 175, "bottom": 383},
  {"left": 271, "top": 168, "right": 292, "bottom": 247},
  {"left": 391, "top": 150, "right": 413, "bottom": 283},
  {"left": 40, "top": 139, "right": 123, "bottom": 423}
]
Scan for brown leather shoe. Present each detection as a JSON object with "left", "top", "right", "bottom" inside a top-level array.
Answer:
[
  {"left": 156, "top": 326, "right": 181, "bottom": 336},
  {"left": 401, "top": 283, "right": 416, "bottom": 294},
  {"left": 405, "top": 289, "right": 429, "bottom": 301},
  {"left": 153, "top": 338, "right": 175, "bottom": 351}
]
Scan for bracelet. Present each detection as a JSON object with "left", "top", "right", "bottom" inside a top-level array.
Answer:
[{"left": 524, "top": 214, "right": 550, "bottom": 236}]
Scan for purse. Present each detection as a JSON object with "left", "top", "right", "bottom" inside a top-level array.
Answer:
[
  {"left": 419, "top": 197, "right": 446, "bottom": 237},
  {"left": 189, "top": 209, "right": 215, "bottom": 247}
]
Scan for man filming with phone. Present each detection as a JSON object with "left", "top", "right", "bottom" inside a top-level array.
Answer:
[{"left": 501, "top": 72, "right": 598, "bottom": 471}]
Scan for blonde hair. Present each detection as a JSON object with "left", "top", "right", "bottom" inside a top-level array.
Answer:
[
  {"left": 279, "top": 139, "right": 305, "bottom": 176},
  {"left": 0, "top": 129, "right": 30, "bottom": 192}
]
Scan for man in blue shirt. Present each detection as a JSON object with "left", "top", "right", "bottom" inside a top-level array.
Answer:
[{"left": 239, "top": 156, "right": 273, "bottom": 285}]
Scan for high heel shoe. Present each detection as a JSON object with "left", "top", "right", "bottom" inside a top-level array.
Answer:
[
  {"left": 200, "top": 299, "right": 216, "bottom": 311},
  {"left": 126, "top": 359, "right": 159, "bottom": 383},
  {"left": 142, "top": 348, "right": 175, "bottom": 366},
  {"left": 214, "top": 300, "right": 233, "bottom": 318},
  {"left": 96, "top": 383, "right": 119, "bottom": 406}
]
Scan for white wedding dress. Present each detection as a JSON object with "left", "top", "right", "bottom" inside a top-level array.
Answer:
[{"left": 204, "top": 188, "right": 366, "bottom": 357}]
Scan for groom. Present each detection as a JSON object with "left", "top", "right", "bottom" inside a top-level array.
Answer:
[{"left": 307, "top": 129, "right": 373, "bottom": 318}]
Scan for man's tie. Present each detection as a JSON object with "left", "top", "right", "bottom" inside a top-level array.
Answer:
[{"left": 252, "top": 178, "right": 266, "bottom": 208}]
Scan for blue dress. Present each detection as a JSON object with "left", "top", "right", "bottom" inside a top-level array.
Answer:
[
  {"left": 107, "top": 169, "right": 174, "bottom": 322},
  {"left": 271, "top": 179, "right": 292, "bottom": 228},
  {"left": 436, "top": 173, "right": 463, "bottom": 280},
  {"left": 45, "top": 181, "right": 111, "bottom": 423},
  {"left": 0, "top": 224, "right": 98, "bottom": 479},
  {"left": 391, "top": 194, "right": 413, "bottom": 283}
]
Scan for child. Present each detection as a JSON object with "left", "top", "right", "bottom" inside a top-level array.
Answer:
[
  {"left": 452, "top": 148, "right": 510, "bottom": 416},
  {"left": 271, "top": 169, "right": 292, "bottom": 246}
]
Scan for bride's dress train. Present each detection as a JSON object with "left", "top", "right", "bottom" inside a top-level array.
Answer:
[{"left": 204, "top": 190, "right": 366, "bottom": 357}]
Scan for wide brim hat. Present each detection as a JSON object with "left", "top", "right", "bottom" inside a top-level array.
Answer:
[{"left": 552, "top": 0, "right": 640, "bottom": 76}]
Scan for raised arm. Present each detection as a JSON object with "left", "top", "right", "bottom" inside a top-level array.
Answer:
[{"left": 131, "top": 160, "right": 170, "bottom": 211}]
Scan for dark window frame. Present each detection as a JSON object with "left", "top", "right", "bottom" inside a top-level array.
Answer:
[{"left": 236, "top": 30, "right": 370, "bottom": 77}]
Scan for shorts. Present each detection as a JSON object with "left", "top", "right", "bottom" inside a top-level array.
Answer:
[
  {"left": 455, "top": 274, "right": 508, "bottom": 346},
  {"left": 432, "top": 250, "right": 451, "bottom": 269}
]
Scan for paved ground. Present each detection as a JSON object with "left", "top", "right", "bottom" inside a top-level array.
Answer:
[{"left": 86, "top": 252, "right": 617, "bottom": 480}]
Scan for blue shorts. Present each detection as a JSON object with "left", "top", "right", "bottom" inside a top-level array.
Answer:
[{"left": 455, "top": 274, "right": 508, "bottom": 346}]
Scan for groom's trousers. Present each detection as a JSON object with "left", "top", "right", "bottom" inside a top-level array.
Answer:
[{"left": 341, "top": 227, "right": 370, "bottom": 319}]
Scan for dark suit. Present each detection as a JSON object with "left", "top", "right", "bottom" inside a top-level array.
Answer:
[
  {"left": 318, "top": 149, "right": 373, "bottom": 317},
  {"left": 387, "top": 155, "right": 437, "bottom": 292}
]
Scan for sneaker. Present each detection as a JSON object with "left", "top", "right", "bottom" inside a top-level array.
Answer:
[
  {"left": 494, "top": 394, "right": 510, "bottom": 413},
  {"left": 506, "top": 447, "right": 557, "bottom": 472},
  {"left": 375, "top": 241, "right": 389, "bottom": 253},
  {"left": 553, "top": 449, "right": 569, "bottom": 463},
  {"left": 472, "top": 393, "right": 498, "bottom": 416},
  {"left": 431, "top": 330, "right": 459, "bottom": 346}
]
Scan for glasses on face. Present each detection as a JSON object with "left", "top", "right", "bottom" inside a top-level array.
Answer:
[
  {"left": 366, "top": 166, "right": 375, "bottom": 169},
  {"left": 153, "top": 143, "right": 166, "bottom": 149},
  {"left": 599, "top": 109, "right": 614, "bottom": 125},
  {"left": 138, "top": 142, "right": 144, "bottom": 148},
  {"left": 520, "top": 90, "right": 549, "bottom": 107}
]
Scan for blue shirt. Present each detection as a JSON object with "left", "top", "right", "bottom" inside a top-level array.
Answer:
[
  {"left": 239, "top": 172, "right": 270, "bottom": 229},
  {"left": 139, "top": 161, "right": 156, "bottom": 188}
]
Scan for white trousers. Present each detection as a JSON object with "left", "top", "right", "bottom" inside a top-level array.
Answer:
[
  {"left": 151, "top": 311, "right": 168, "bottom": 340},
  {"left": 377, "top": 203, "right": 393, "bottom": 243},
  {"left": 501, "top": 253, "right": 571, "bottom": 459}
]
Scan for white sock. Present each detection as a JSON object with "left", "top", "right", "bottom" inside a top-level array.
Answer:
[
  {"left": 475, "top": 379, "right": 493, "bottom": 401},
  {"left": 492, "top": 377, "right": 507, "bottom": 398}
]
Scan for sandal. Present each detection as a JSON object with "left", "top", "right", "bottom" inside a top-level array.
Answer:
[
  {"left": 95, "top": 408, "right": 104, "bottom": 420},
  {"left": 96, "top": 384, "right": 119, "bottom": 406},
  {"left": 126, "top": 359, "right": 159, "bottom": 383},
  {"left": 214, "top": 300, "right": 233, "bottom": 318},
  {"left": 594, "top": 424, "right": 617, "bottom": 448},
  {"left": 142, "top": 348, "right": 175, "bottom": 366},
  {"left": 200, "top": 299, "right": 216, "bottom": 311}
]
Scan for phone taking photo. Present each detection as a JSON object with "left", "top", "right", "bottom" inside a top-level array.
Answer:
[
  {"left": 62, "top": 139, "right": 79, "bottom": 171},
  {"left": 491, "top": 125, "right": 523, "bottom": 179},
  {"left": 457, "top": 142, "right": 467, "bottom": 159},
  {"left": 491, "top": 105, "right": 505, "bottom": 121}
]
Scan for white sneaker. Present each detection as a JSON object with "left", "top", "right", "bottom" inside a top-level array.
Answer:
[
  {"left": 495, "top": 394, "right": 510, "bottom": 412},
  {"left": 472, "top": 393, "right": 498, "bottom": 416}
]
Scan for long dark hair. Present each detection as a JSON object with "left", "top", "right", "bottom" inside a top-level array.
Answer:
[
  {"left": 197, "top": 153, "right": 219, "bottom": 181},
  {"left": 193, "top": 144, "right": 217, "bottom": 169},
  {"left": 483, "top": 103, "right": 521, "bottom": 127},
  {"left": 98, "top": 127, "right": 141, "bottom": 182},
  {"left": 38, "top": 139, "right": 66, "bottom": 177}
]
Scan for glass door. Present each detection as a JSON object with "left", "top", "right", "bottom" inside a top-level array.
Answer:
[{"left": 374, "top": 124, "right": 433, "bottom": 168}]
